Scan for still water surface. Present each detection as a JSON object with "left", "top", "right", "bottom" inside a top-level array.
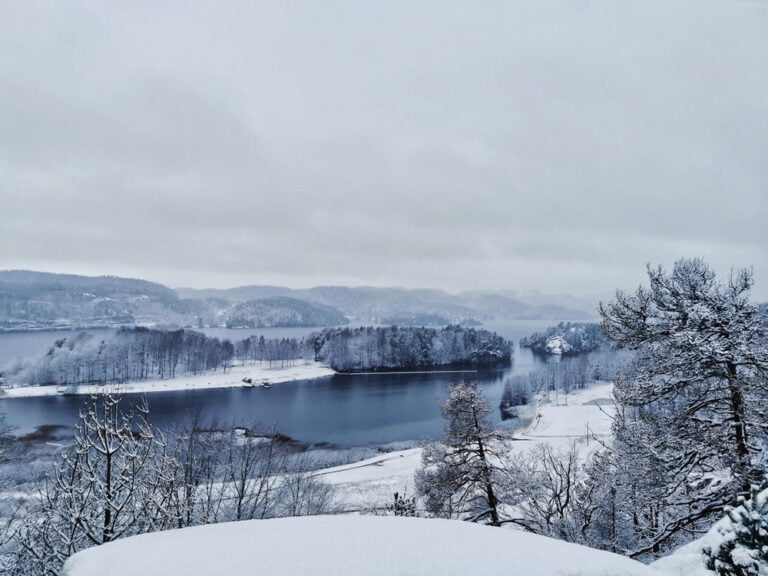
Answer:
[{"left": 0, "top": 321, "right": 571, "bottom": 445}]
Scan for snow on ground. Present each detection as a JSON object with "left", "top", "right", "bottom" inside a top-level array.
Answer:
[
  {"left": 651, "top": 527, "right": 722, "bottom": 576},
  {"left": 514, "top": 381, "right": 614, "bottom": 452},
  {"left": 317, "top": 448, "right": 424, "bottom": 512},
  {"left": 313, "top": 382, "right": 617, "bottom": 513},
  {"left": 0, "top": 362, "right": 335, "bottom": 397},
  {"left": 62, "top": 515, "right": 663, "bottom": 576}
]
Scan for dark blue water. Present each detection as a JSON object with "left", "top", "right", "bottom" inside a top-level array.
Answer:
[{"left": 0, "top": 321, "right": 563, "bottom": 445}]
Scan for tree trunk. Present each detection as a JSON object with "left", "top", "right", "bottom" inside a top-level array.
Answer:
[{"left": 726, "top": 361, "right": 753, "bottom": 493}]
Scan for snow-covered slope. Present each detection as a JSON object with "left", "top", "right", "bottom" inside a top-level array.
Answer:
[
  {"left": 62, "top": 515, "right": 662, "bottom": 576},
  {"left": 318, "top": 448, "right": 423, "bottom": 512},
  {"left": 651, "top": 528, "right": 721, "bottom": 576}
]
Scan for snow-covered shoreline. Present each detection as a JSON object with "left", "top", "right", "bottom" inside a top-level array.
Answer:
[{"left": 0, "top": 362, "right": 336, "bottom": 398}]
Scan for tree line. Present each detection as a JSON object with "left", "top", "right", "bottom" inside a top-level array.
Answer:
[
  {"left": 500, "top": 350, "right": 625, "bottom": 418},
  {"left": 307, "top": 325, "right": 512, "bottom": 372},
  {"left": 2, "top": 325, "right": 511, "bottom": 387}
]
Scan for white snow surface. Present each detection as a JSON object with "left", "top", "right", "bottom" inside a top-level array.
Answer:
[
  {"left": 0, "top": 362, "right": 335, "bottom": 397},
  {"left": 62, "top": 515, "right": 663, "bottom": 576},
  {"left": 650, "top": 519, "right": 726, "bottom": 576},
  {"left": 318, "top": 448, "right": 424, "bottom": 512}
]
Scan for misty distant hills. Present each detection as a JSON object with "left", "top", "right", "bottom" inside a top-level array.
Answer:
[
  {"left": 177, "top": 285, "right": 597, "bottom": 323},
  {"left": 0, "top": 270, "right": 596, "bottom": 332},
  {"left": 0, "top": 270, "right": 188, "bottom": 330},
  {"left": 225, "top": 297, "right": 348, "bottom": 328}
]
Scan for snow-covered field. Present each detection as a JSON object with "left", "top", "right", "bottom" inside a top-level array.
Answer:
[
  {"left": 316, "top": 381, "right": 617, "bottom": 512},
  {"left": 318, "top": 448, "right": 424, "bottom": 512},
  {"left": 519, "top": 383, "right": 614, "bottom": 447},
  {"left": 62, "top": 515, "right": 663, "bottom": 576},
  {"left": 0, "top": 362, "right": 335, "bottom": 397}
]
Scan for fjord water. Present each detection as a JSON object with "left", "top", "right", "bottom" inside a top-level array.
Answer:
[{"left": 0, "top": 321, "right": 588, "bottom": 445}]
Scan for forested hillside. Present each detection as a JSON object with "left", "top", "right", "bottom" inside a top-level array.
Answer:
[
  {"left": 519, "top": 322, "right": 610, "bottom": 355},
  {"left": 307, "top": 325, "right": 512, "bottom": 371},
  {"left": 1, "top": 270, "right": 593, "bottom": 331},
  {"left": 178, "top": 285, "right": 594, "bottom": 322},
  {"left": 225, "top": 297, "right": 348, "bottom": 328},
  {"left": 0, "top": 270, "right": 187, "bottom": 330}
]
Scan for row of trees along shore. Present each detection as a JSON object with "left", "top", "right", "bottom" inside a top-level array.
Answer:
[{"left": 1, "top": 325, "right": 512, "bottom": 387}]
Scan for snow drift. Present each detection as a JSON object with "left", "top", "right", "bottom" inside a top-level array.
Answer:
[{"left": 63, "top": 515, "right": 662, "bottom": 576}]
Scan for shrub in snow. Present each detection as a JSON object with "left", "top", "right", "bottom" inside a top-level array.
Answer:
[
  {"left": 703, "top": 487, "right": 768, "bottom": 576},
  {"left": 389, "top": 491, "right": 417, "bottom": 517}
]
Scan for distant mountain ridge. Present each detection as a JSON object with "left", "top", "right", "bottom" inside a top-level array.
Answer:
[
  {"left": 225, "top": 297, "right": 348, "bottom": 328},
  {"left": 0, "top": 270, "right": 596, "bottom": 331},
  {"left": 177, "top": 285, "right": 596, "bottom": 323},
  {"left": 0, "top": 270, "right": 187, "bottom": 331}
]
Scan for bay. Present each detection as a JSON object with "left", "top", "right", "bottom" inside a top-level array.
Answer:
[{"left": 0, "top": 321, "right": 574, "bottom": 446}]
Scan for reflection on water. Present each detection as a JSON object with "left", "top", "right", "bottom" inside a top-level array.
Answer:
[{"left": 0, "top": 321, "right": 600, "bottom": 446}]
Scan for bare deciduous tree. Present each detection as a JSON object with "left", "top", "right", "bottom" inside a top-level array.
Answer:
[{"left": 11, "top": 395, "right": 176, "bottom": 575}]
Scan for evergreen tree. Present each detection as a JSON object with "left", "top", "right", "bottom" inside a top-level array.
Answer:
[
  {"left": 600, "top": 258, "right": 768, "bottom": 556},
  {"left": 415, "top": 380, "right": 503, "bottom": 525},
  {"left": 704, "top": 487, "right": 768, "bottom": 576}
]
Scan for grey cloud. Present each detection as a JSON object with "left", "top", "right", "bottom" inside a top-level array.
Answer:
[{"left": 1, "top": 1, "right": 767, "bottom": 298}]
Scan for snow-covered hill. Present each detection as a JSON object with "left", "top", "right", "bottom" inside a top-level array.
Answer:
[{"left": 62, "top": 515, "right": 662, "bottom": 576}]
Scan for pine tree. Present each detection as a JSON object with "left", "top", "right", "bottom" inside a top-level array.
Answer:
[
  {"left": 704, "top": 487, "right": 768, "bottom": 576},
  {"left": 600, "top": 258, "right": 768, "bottom": 556},
  {"left": 415, "top": 380, "right": 503, "bottom": 525}
]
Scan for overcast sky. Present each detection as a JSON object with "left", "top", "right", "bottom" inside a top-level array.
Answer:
[{"left": 1, "top": 1, "right": 767, "bottom": 298}]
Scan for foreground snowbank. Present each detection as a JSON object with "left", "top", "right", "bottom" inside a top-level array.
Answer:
[
  {"left": 651, "top": 528, "right": 721, "bottom": 576},
  {"left": 62, "top": 515, "right": 662, "bottom": 576},
  {"left": 0, "top": 362, "right": 335, "bottom": 397}
]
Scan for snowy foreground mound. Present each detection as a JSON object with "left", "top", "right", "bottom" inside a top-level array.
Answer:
[{"left": 63, "top": 515, "right": 662, "bottom": 576}]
